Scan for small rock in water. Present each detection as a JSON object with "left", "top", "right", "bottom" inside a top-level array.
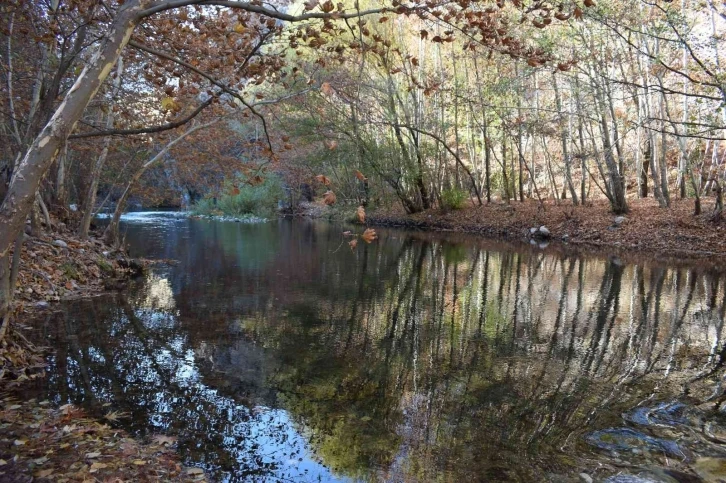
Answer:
[
  {"left": 539, "top": 225, "right": 550, "bottom": 236},
  {"left": 52, "top": 239, "right": 68, "bottom": 248},
  {"left": 529, "top": 227, "right": 538, "bottom": 235}
]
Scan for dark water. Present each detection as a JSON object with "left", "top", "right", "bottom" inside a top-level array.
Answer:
[{"left": 23, "top": 213, "right": 726, "bottom": 482}]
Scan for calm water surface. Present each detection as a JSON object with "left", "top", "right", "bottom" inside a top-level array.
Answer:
[{"left": 24, "top": 213, "right": 726, "bottom": 482}]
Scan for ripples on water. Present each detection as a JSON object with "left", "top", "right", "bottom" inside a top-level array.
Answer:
[{"left": 23, "top": 213, "right": 726, "bottom": 482}]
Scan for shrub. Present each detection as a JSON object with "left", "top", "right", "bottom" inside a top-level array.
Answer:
[
  {"left": 192, "top": 175, "right": 284, "bottom": 219},
  {"left": 440, "top": 188, "right": 468, "bottom": 210}
]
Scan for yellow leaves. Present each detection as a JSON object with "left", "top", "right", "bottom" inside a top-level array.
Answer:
[
  {"left": 354, "top": 170, "right": 367, "bottom": 182},
  {"left": 160, "top": 97, "right": 177, "bottom": 111},
  {"left": 361, "top": 228, "right": 378, "bottom": 243},
  {"left": 315, "top": 174, "right": 332, "bottom": 186},
  {"left": 356, "top": 206, "right": 366, "bottom": 223},
  {"left": 323, "top": 190, "right": 337, "bottom": 205},
  {"left": 233, "top": 22, "right": 246, "bottom": 34},
  {"left": 89, "top": 462, "right": 108, "bottom": 473}
]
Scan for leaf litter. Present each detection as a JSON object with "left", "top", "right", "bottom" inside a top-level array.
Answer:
[{"left": 0, "top": 395, "right": 207, "bottom": 482}]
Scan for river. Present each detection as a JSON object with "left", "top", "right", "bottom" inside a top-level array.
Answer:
[{"left": 23, "top": 213, "right": 726, "bottom": 482}]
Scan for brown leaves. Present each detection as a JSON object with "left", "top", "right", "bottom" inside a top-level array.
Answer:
[
  {"left": 354, "top": 170, "right": 367, "bottom": 182},
  {"left": 583, "top": 0, "right": 596, "bottom": 7},
  {"left": 323, "top": 190, "right": 337, "bottom": 205},
  {"left": 0, "top": 397, "right": 197, "bottom": 482},
  {"left": 356, "top": 206, "right": 366, "bottom": 223},
  {"left": 348, "top": 239, "right": 358, "bottom": 251},
  {"left": 320, "top": 82, "right": 334, "bottom": 96},
  {"left": 361, "top": 228, "right": 378, "bottom": 243},
  {"left": 315, "top": 174, "right": 331, "bottom": 186},
  {"left": 324, "top": 139, "right": 338, "bottom": 150}
]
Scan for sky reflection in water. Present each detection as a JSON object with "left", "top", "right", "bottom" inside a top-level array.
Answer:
[{"left": 25, "top": 213, "right": 726, "bottom": 482}]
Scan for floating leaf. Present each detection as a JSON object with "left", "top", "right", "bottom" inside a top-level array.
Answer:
[{"left": 323, "top": 190, "right": 337, "bottom": 205}]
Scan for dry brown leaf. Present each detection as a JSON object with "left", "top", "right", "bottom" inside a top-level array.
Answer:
[
  {"left": 323, "top": 191, "right": 337, "bottom": 205},
  {"left": 361, "top": 228, "right": 378, "bottom": 243},
  {"left": 356, "top": 206, "right": 366, "bottom": 223},
  {"left": 315, "top": 174, "right": 332, "bottom": 186},
  {"left": 354, "top": 170, "right": 367, "bottom": 182},
  {"left": 349, "top": 239, "right": 358, "bottom": 250}
]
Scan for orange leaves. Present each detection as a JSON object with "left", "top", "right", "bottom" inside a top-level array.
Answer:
[
  {"left": 320, "top": 82, "right": 334, "bottom": 96},
  {"left": 315, "top": 174, "right": 331, "bottom": 186},
  {"left": 356, "top": 206, "right": 366, "bottom": 223},
  {"left": 323, "top": 190, "right": 337, "bottom": 205},
  {"left": 354, "top": 170, "right": 367, "bottom": 182},
  {"left": 233, "top": 22, "right": 246, "bottom": 34},
  {"left": 361, "top": 228, "right": 378, "bottom": 243}
]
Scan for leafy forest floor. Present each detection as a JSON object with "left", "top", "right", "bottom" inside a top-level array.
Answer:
[{"left": 368, "top": 197, "right": 726, "bottom": 265}]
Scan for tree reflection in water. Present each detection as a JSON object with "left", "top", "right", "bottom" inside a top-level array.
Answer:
[{"left": 24, "top": 215, "right": 726, "bottom": 481}]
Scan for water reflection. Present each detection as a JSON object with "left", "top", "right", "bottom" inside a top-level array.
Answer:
[{"left": 26, "top": 215, "right": 726, "bottom": 482}]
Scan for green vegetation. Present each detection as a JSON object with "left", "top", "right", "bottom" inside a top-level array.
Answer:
[
  {"left": 440, "top": 188, "right": 469, "bottom": 210},
  {"left": 191, "top": 175, "right": 284, "bottom": 219}
]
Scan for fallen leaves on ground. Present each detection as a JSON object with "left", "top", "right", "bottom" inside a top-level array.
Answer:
[
  {"left": 369, "top": 197, "right": 726, "bottom": 261},
  {"left": 11, "top": 227, "right": 137, "bottom": 310},
  {"left": 0, "top": 396, "right": 207, "bottom": 482}
]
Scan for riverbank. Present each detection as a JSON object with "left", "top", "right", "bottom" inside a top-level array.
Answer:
[
  {"left": 367, "top": 197, "right": 726, "bottom": 264},
  {"left": 0, "top": 395, "right": 206, "bottom": 482}
]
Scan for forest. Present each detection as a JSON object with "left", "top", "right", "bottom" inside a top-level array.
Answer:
[{"left": 3, "top": 0, "right": 726, "bottom": 480}]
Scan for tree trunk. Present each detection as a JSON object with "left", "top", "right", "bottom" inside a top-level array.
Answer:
[
  {"left": 0, "top": 4, "right": 141, "bottom": 318},
  {"left": 78, "top": 58, "right": 125, "bottom": 239}
]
